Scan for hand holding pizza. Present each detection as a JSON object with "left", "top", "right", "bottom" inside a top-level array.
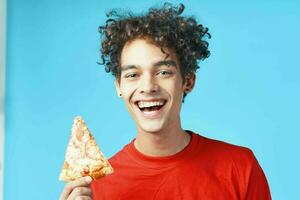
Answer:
[
  {"left": 59, "top": 116, "right": 113, "bottom": 199},
  {"left": 59, "top": 176, "right": 92, "bottom": 200}
]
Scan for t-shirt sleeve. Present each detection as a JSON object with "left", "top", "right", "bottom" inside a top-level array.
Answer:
[{"left": 244, "top": 150, "right": 272, "bottom": 200}]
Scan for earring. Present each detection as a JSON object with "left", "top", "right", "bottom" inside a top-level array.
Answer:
[{"left": 119, "top": 93, "right": 122, "bottom": 97}]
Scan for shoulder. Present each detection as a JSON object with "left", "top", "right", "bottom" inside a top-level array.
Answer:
[
  {"left": 107, "top": 142, "right": 133, "bottom": 167},
  {"left": 192, "top": 132, "right": 256, "bottom": 169},
  {"left": 192, "top": 132, "right": 271, "bottom": 198}
]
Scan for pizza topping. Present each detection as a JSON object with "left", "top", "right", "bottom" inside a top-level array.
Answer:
[{"left": 59, "top": 116, "right": 113, "bottom": 182}]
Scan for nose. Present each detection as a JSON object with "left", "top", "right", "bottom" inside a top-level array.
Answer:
[{"left": 138, "top": 74, "right": 159, "bottom": 94}]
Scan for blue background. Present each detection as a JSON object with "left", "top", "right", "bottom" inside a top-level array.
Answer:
[{"left": 4, "top": 0, "right": 300, "bottom": 199}]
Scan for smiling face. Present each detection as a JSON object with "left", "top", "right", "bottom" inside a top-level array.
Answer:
[{"left": 115, "top": 38, "right": 195, "bottom": 134}]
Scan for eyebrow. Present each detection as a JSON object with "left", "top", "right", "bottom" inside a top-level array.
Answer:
[
  {"left": 154, "top": 60, "right": 177, "bottom": 68},
  {"left": 121, "top": 60, "right": 177, "bottom": 72},
  {"left": 120, "top": 65, "right": 137, "bottom": 72}
]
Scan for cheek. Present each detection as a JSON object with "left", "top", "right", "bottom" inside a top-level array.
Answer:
[
  {"left": 159, "top": 80, "right": 183, "bottom": 98},
  {"left": 170, "top": 81, "right": 184, "bottom": 96},
  {"left": 120, "top": 84, "right": 136, "bottom": 101}
]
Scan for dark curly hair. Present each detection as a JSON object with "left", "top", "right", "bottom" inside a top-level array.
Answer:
[{"left": 98, "top": 3, "right": 211, "bottom": 100}]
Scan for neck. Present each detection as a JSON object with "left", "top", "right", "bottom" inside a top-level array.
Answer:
[{"left": 134, "top": 124, "right": 191, "bottom": 157}]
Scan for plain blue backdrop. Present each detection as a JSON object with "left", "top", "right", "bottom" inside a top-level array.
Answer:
[{"left": 4, "top": 0, "right": 300, "bottom": 199}]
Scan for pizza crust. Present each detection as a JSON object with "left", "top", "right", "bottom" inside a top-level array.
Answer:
[{"left": 59, "top": 116, "right": 113, "bottom": 182}]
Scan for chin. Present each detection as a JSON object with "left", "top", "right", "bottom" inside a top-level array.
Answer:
[{"left": 137, "top": 122, "right": 165, "bottom": 134}]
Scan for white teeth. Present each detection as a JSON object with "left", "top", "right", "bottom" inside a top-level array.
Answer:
[{"left": 137, "top": 100, "right": 165, "bottom": 108}]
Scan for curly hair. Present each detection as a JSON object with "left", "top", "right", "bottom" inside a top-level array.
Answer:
[{"left": 98, "top": 3, "right": 211, "bottom": 100}]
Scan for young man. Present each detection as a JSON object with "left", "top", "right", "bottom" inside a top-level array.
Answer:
[{"left": 60, "top": 3, "right": 271, "bottom": 200}]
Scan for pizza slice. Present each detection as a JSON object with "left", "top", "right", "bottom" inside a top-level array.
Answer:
[{"left": 59, "top": 116, "right": 113, "bottom": 182}]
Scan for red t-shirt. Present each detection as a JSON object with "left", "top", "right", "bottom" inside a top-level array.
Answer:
[{"left": 91, "top": 131, "right": 271, "bottom": 199}]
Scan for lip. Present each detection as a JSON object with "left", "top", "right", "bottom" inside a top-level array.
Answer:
[
  {"left": 133, "top": 99, "right": 167, "bottom": 119},
  {"left": 134, "top": 98, "right": 166, "bottom": 103}
]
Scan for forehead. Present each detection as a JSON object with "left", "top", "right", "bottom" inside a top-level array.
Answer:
[{"left": 120, "top": 39, "right": 179, "bottom": 67}]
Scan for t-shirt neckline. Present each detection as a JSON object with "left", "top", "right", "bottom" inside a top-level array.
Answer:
[{"left": 125, "top": 131, "right": 199, "bottom": 169}]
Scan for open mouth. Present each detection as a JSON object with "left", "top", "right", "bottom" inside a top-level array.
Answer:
[{"left": 135, "top": 100, "right": 167, "bottom": 114}]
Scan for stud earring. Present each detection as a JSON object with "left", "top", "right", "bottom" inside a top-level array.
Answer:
[{"left": 119, "top": 93, "right": 122, "bottom": 97}]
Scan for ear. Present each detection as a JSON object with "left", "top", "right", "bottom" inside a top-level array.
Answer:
[
  {"left": 183, "top": 73, "right": 196, "bottom": 94},
  {"left": 114, "top": 79, "right": 122, "bottom": 97}
]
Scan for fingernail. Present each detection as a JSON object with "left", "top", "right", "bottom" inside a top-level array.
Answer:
[{"left": 85, "top": 176, "right": 92, "bottom": 183}]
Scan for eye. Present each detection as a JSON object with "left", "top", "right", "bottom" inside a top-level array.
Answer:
[
  {"left": 124, "top": 73, "right": 138, "bottom": 79},
  {"left": 157, "top": 70, "right": 173, "bottom": 77}
]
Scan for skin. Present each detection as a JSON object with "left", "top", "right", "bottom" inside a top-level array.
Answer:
[
  {"left": 59, "top": 176, "right": 92, "bottom": 200},
  {"left": 60, "top": 38, "right": 196, "bottom": 199},
  {"left": 115, "top": 38, "right": 195, "bottom": 157}
]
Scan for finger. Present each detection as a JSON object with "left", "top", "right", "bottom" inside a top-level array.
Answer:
[
  {"left": 68, "top": 187, "right": 92, "bottom": 199},
  {"left": 74, "top": 196, "right": 92, "bottom": 200},
  {"left": 60, "top": 176, "right": 92, "bottom": 200}
]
